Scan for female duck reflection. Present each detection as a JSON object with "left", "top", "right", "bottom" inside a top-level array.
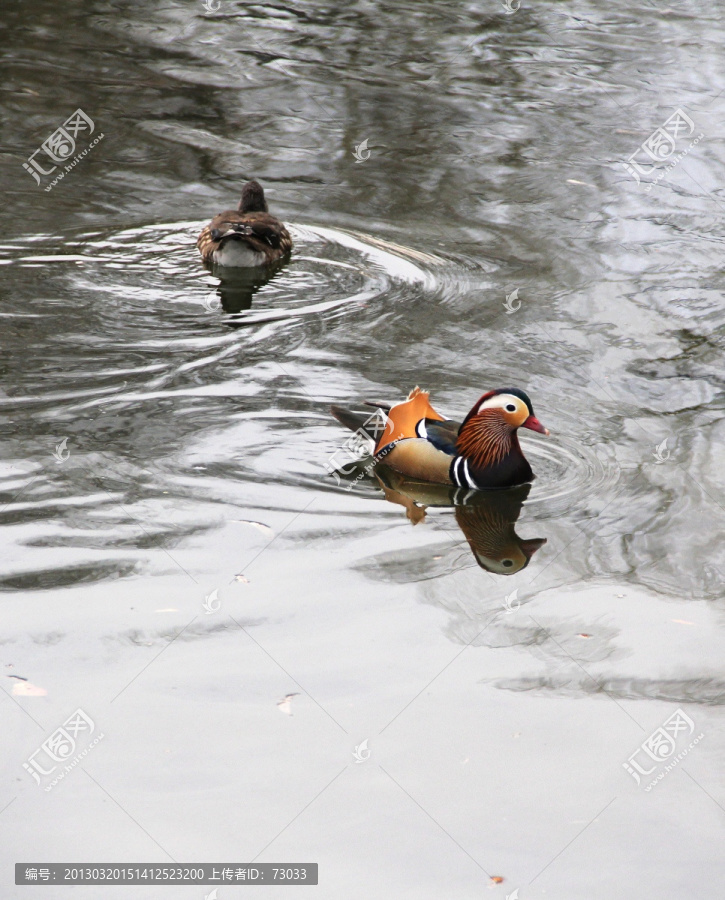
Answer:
[{"left": 204, "top": 261, "right": 288, "bottom": 315}]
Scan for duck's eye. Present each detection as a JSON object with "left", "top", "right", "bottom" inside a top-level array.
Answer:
[
  {"left": 502, "top": 559, "right": 514, "bottom": 567},
  {"left": 505, "top": 404, "right": 517, "bottom": 413}
]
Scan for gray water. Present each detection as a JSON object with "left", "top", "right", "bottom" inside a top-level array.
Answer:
[{"left": 2, "top": 1, "right": 725, "bottom": 897}]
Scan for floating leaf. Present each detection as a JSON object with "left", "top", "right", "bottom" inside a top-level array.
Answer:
[
  {"left": 277, "top": 693, "right": 300, "bottom": 715},
  {"left": 231, "top": 520, "right": 273, "bottom": 536},
  {"left": 12, "top": 681, "right": 47, "bottom": 697}
]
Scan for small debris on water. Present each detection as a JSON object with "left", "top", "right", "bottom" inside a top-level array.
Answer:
[
  {"left": 12, "top": 681, "right": 47, "bottom": 696},
  {"left": 277, "top": 693, "right": 300, "bottom": 715},
  {"left": 231, "top": 520, "right": 273, "bottom": 536}
]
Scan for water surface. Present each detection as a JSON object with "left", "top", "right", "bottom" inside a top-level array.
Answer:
[{"left": 2, "top": 1, "right": 725, "bottom": 898}]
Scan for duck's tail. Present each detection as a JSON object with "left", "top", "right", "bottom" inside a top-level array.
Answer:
[
  {"left": 363, "top": 399, "right": 392, "bottom": 413},
  {"left": 330, "top": 405, "right": 374, "bottom": 436}
]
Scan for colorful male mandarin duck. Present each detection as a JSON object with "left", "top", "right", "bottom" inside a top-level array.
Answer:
[
  {"left": 331, "top": 386, "right": 549, "bottom": 490},
  {"left": 196, "top": 180, "right": 292, "bottom": 268}
]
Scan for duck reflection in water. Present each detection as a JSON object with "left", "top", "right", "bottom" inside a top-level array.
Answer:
[
  {"left": 205, "top": 259, "right": 289, "bottom": 315},
  {"left": 375, "top": 468, "right": 546, "bottom": 575}
]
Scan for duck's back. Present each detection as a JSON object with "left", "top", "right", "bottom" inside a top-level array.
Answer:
[{"left": 197, "top": 208, "right": 292, "bottom": 267}]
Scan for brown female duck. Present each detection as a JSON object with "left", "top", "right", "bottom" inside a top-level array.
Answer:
[{"left": 196, "top": 180, "right": 292, "bottom": 268}]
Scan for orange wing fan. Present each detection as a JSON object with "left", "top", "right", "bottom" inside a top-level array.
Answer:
[{"left": 375, "top": 387, "right": 446, "bottom": 454}]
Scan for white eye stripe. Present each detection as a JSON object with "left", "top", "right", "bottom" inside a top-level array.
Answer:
[{"left": 477, "top": 393, "right": 525, "bottom": 414}]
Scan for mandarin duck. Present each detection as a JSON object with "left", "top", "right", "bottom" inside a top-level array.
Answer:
[
  {"left": 331, "top": 386, "right": 549, "bottom": 490},
  {"left": 375, "top": 473, "right": 546, "bottom": 574},
  {"left": 197, "top": 180, "right": 293, "bottom": 268}
]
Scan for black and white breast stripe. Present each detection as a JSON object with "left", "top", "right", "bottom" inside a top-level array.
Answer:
[{"left": 450, "top": 455, "right": 480, "bottom": 490}]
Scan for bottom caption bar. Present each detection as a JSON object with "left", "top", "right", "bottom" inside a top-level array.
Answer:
[{"left": 16, "top": 865, "right": 317, "bottom": 885}]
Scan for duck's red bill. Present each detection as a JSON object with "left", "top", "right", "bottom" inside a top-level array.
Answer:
[
  {"left": 521, "top": 538, "right": 547, "bottom": 556},
  {"left": 523, "top": 415, "right": 549, "bottom": 435}
]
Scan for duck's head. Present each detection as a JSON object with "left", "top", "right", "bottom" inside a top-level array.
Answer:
[
  {"left": 463, "top": 388, "right": 548, "bottom": 434},
  {"left": 456, "top": 388, "right": 548, "bottom": 477},
  {"left": 238, "top": 179, "right": 268, "bottom": 213}
]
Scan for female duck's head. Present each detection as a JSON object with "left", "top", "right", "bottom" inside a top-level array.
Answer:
[{"left": 238, "top": 180, "right": 268, "bottom": 213}]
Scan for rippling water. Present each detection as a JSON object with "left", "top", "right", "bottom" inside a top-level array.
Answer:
[
  {"left": 1, "top": 214, "right": 719, "bottom": 598},
  {"left": 2, "top": 1, "right": 725, "bottom": 897}
]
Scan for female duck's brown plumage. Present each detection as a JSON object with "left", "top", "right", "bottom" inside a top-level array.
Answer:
[
  {"left": 196, "top": 180, "right": 292, "bottom": 268},
  {"left": 331, "top": 386, "right": 549, "bottom": 490}
]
